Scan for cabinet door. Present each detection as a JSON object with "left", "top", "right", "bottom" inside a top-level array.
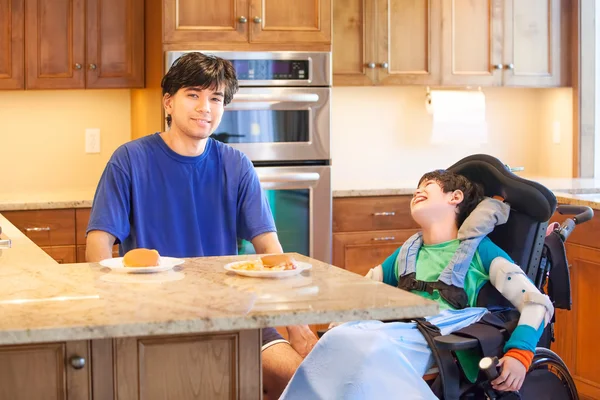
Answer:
[
  {"left": 86, "top": 0, "right": 145, "bottom": 88},
  {"left": 502, "top": 0, "right": 569, "bottom": 87},
  {"left": 111, "top": 331, "right": 261, "bottom": 400},
  {"left": 42, "top": 245, "right": 77, "bottom": 264},
  {"left": 164, "top": 0, "right": 248, "bottom": 43},
  {"left": 25, "top": 0, "right": 86, "bottom": 89},
  {"left": 377, "top": 0, "right": 442, "bottom": 85},
  {"left": 0, "top": 341, "right": 90, "bottom": 400},
  {"left": 441, "top": 0, "right": 503, "bottom": 86},
  {"left": 0, "top": 0, "right": 24, "bottom": 89},
  {"left": 249, "top": 0, "right": 331, "bottom": 44},
  {"left": 332, "top": 229, "right": 419, "bottom": 275},
  {"left": 332, "top": 0, "right": 376, "bottom": 86}
]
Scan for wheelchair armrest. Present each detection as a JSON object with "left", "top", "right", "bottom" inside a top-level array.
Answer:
[
  {"left": 317, "top": 329, "right": 327, "bottom": 338},
  {"left": 433, "top": 334, "right": 480, "bottom": 351}
]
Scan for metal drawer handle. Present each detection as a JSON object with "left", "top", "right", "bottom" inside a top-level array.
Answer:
[
  {"left": 25, "top": 227, "right": 51, "bottom": 232},
  {"left": 372, "top": 212, "right": 396, "bottom": 216},
  {"left": 372, "top": 237, "right": 396, "bottom": 241}
]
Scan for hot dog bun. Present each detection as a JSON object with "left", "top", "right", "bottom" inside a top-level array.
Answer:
[
  {"left": 123, "top": 248, "right": 161, "bottom": 268},
  {"left": 260, "top": 254, "right": 297, "bottom": 270}
]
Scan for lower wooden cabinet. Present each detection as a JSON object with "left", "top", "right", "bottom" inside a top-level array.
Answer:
[
  {"left": 0, "top": 331, "right": 262, "bottom": 400},
  {"left": 41, "top": 245, "right": 77, "bottom": 264},
  {"left": 332, "top": 229, "right": 419, "bottom": 276},
  {"left": 0, "top": 341, "right": 90, "bottom": 399}
]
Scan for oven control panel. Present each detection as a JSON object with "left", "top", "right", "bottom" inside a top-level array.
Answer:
[{"left": 231, "top": 60, "right": 309, "bottom": 80}]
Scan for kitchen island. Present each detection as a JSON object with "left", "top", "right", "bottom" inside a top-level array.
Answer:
[{"left": 0, "top": 213, "right": 438, "bottom": 400}]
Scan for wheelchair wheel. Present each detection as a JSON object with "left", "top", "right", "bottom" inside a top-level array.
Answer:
[{"left": 519, "top": 347, "right": 579, "bottom": 400}]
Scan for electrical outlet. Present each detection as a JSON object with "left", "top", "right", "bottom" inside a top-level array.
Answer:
[
  {"left": 85, "top": 128, "right": 101, "bottom": 153},
  {"left": 552, "top": 121, "right": 561, "bottom": 144}
]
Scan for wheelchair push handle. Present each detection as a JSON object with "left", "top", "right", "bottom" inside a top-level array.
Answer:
[
  {"left": 556, "top": 205, "right": 594, "bottom": 241},
  {"left": 479, "top": 356, "right": 500, "bottom": 381},
  {"left": 557, "top": 205, "right": 594, "bottom": 225}
]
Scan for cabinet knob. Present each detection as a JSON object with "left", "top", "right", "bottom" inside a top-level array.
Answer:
[
  {"left": 367, "top": 62, "right": 376, "bottom": 69},
  {"left": 69, "top": 356, "right": 86, "bottom": 370},
  {"left": 74, "top": 63, "right": 82, "bottom": 70},
  {"left": 239, "top": 16, "right": 247, "bottom": 23},
  {"left": 380, "top": 62, "right": 389, "bottom": 69},
  {"left": 505, "top": 63, "right": 514, "bottom": 70},
  {"left": 89, "top": 64, "right": 97, "bottom": 70},
  {"left": 493, "top": 64, "right": 504, "bottom": 70},
  {"left": 253, "top": 16, "right": 262, "bottom": 24}
]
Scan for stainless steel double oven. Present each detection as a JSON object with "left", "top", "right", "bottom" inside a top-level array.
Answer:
[{"left": 165, "top": 51, "right": 332, "bottom": 263}]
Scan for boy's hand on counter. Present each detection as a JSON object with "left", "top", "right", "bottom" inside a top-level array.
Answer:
[{"left": 286, "top": 325, "right": 318, "bottom": 358}]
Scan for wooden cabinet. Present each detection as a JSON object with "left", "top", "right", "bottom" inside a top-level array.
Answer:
[
  {"left": 3, "top": 209, "right": 77, "bottom": 264},
  {"left": 23, "top": 0, "right": 143, "bottom": 89},
  {"left": 332, "top": 195, "right": 419, "bottom": 273},
  {"left": 0, "top": 0, "right": 25, "bottom": 89},
  {"left": 0, "top": 341, "right": 91, "bottom": 400},
  {"left": 91, "top": 332, "right": 261, "bottom": 400},
  {"left": 164, "top": 0, "right": 331, "bottom": 45},
  {"left": 333, "top": 0, "right": 441, "bottom": 86},
  {"left": 3, "top": 207, "right": 117, "bottom": 263},
  {"left": 550, "top": 209, "right": 600, "bottom": 399},
  {"left": 333, "top": 0, "right": 570, "bottom": 87},
  {"left": 442, "top": 0, "right": 570, "bottom": 87}
]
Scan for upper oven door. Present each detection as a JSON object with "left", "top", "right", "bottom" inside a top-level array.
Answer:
[{"left": 214, "top": 87, "right": 331, "bottom": 162}]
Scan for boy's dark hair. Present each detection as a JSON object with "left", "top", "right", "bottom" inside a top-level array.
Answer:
[
  {"left": 418, "top": 169, "right": 484, "bottom": 227},
  {"left": 161, "top": 52, "right": 239, "bottom": 127}
]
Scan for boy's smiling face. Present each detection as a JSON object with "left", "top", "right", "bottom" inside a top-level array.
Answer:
[{"left": 410, "top": 179, "right": 464, "bottom": 228}]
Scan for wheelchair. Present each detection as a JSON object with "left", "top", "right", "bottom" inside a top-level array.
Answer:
[{"left": 320, "top": 154, "right": 593, "bottom": 400}]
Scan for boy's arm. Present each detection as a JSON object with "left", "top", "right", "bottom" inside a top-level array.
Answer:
[
  {"left": 487, "top": 256, "right": 554, "bottom": 391},
  {"left": 365, "top": 247, "right": 401, "bottom": 285},
  {"left": 365, "top": 265, "right": 383, "bottom": 281}
]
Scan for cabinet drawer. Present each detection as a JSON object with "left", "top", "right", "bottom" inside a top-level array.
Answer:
[
  {"left": 3, "top": 209, "right": 76, "bottom": 246},
  {"left": 333, "top": 196, "right": 417, "bottom": 233},
  {"left": 75, "top": 208, "right": 91, "bottom": 245},
  {"left": 332, "top": 229, "right": 419, "bottom": 276},
  {"left": 41, "top": 245, "right": 77, "bottom": 264}
]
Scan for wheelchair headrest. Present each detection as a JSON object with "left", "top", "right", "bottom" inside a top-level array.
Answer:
[{"left": 447, "top": 154, "right": 557, "bottom": 222}]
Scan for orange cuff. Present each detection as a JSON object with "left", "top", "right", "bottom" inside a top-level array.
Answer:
[{"left": 505, "top": 349, "right": 534, "bottom": 370}]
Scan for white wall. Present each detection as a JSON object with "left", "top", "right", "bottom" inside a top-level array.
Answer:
[{"left": 330, "top": 86, "right": 573, "bottom": 190}]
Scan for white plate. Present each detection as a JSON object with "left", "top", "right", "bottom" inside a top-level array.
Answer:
[
  {"left": 224, "top": 260, "right": 312, "bottom": 279},
  {"left": 99, "top": 257, "right": 184, "bottom": 274}
]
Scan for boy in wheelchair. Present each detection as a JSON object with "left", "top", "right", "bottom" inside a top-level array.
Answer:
[{"left": 280, "top": 169, "right": 554, "bottom": 399}]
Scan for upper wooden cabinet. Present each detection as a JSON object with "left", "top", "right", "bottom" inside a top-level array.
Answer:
[
  {"left": 164, "top": 0, "right": 331, "bottom": 45},
  {"left": 333, "top": 0, "right": 570, "bottom": 87},
  {"left": 0, "top": 0, "right": 25, "bottom": 90},
  {"left": 21, "top": 0, "right": 144, "bottom": 90}
]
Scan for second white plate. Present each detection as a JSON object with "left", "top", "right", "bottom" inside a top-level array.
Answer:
[{"left": 224, "top": 260, "right": 312, "bottom": 278}]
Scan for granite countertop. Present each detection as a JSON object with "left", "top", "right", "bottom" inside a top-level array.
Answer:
[
  {"left": 0, "top": 214, "right": 438, "bottom": 346},
  {"left": 0, "top": 189, "right": 96, "bottom": 211},
  {"left": 333, "top": 177, "right": 600, "bottom": 211}
]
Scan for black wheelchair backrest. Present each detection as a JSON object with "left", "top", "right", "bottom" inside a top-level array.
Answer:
[{"left": 447, "top": 154, "right": 558, "bottom": 282}]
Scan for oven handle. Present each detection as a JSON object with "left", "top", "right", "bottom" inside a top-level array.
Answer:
[
  {"left": 232, "top": 93, "right": 320, "bottom": 103},
  {"left": 257, "top": 172, "right": 320, "bottom": 184}
]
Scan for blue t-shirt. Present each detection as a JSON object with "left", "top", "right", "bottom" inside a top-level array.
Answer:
[{"left": 87, "top": 133, "right": 276, "bottom": 257}]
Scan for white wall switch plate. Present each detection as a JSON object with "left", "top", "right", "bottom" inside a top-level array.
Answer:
[{"left": 85, "top": 128, "right": 101, "bottom": 153}]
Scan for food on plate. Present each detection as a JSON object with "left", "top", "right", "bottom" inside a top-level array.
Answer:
[
  {"left": 260, "top": 254, "right": 298, "bottom": 271},
  {"left": 123, "top": 248, "right": 161, "bottom": 268},
  {"left": 230, "top": 254, "right": 298, "bottom": 272}
]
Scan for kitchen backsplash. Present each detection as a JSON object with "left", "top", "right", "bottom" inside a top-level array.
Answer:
[
  {"left": 331, "top": 86, "right": 573, "bottom": 190},
  {"left": 0, "top": 86, "right": 572, "bottom": 195},
  {"left": 0, "top": 90, "right": 131, "bottom": 194}
]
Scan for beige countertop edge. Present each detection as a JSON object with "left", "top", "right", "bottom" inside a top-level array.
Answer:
[
  {"left": 0, "top": 200, "right": 93, "bottom": 211},
  {"left": 0, "top": 304, "right": 438, "bottom": 346}
]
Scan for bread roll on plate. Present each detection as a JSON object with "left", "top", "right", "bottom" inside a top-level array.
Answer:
[{"left": 123, "top": 248, "right": 161, "bottom": 268}]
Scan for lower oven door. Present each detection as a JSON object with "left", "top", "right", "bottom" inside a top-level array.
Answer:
[{"left": 237, "top": 165, "right": 332, "bottom": 264}]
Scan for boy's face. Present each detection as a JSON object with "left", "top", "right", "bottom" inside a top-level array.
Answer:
[
  {"left": 164, "top": 85, "right": 225, "bottom": 140},
  {"left": 410, "top": 179, "right": 464, "bottom": 227}
]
